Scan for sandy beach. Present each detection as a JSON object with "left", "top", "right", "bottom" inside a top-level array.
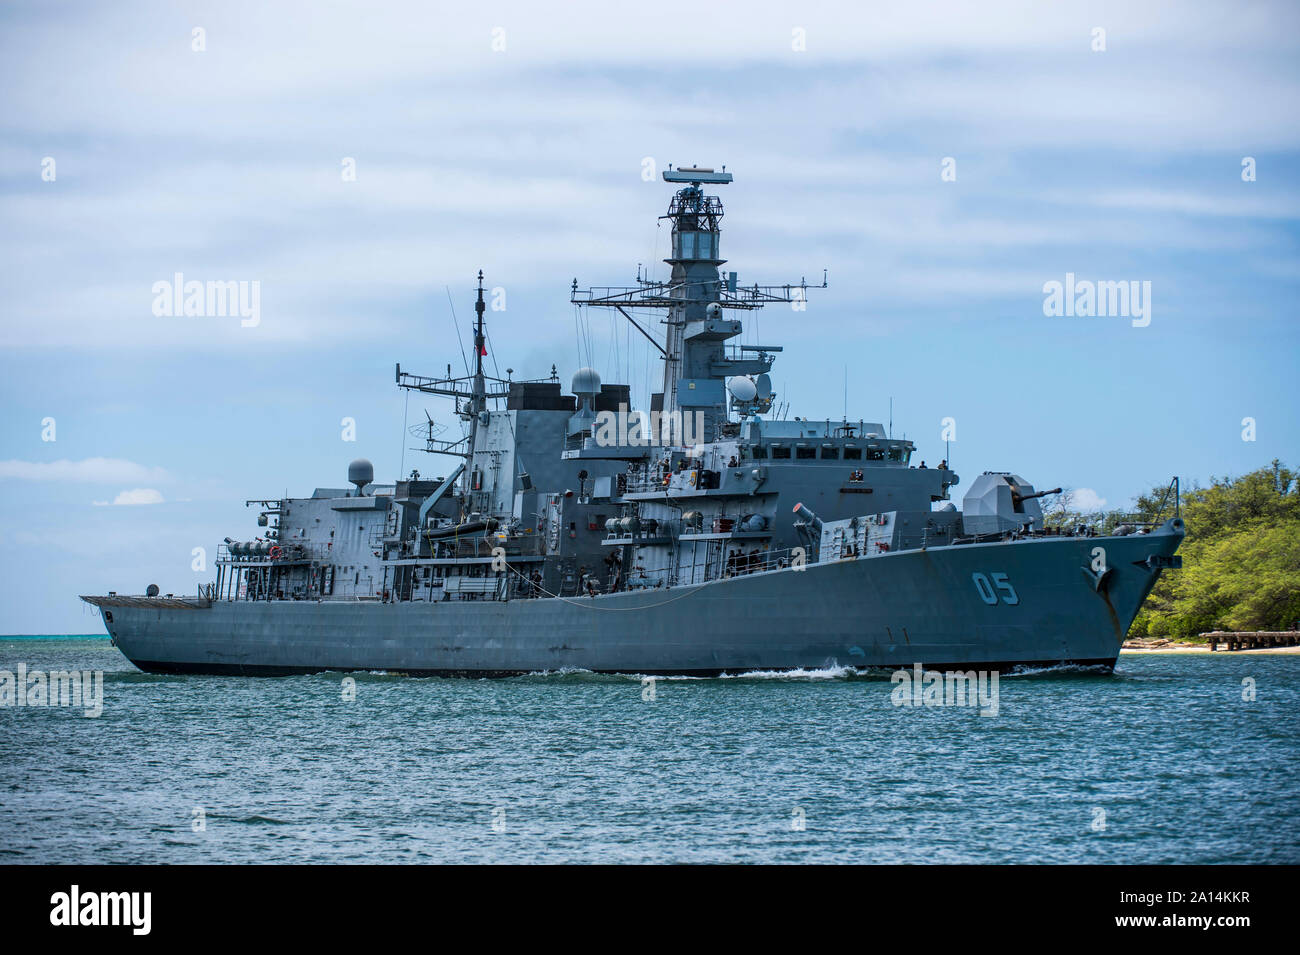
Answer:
[{"left": 1121, "top": 641, "right": 1300, "bottom": 654}]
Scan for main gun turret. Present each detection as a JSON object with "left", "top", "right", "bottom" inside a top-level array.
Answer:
[{"left": 962, "top": 473, "right": 1054, "bottom": 536}]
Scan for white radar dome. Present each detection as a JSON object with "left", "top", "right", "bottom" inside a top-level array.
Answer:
[
  {"left": 571, "top": 367, "right": 601, "bottom": 396},
  {"left": 727, "top": 377, "right": 758, "bottom": 401}
]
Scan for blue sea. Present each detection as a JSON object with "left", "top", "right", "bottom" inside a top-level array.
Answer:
[{"left": 1, "top": 636, "right": 1296, "bottom": 864}]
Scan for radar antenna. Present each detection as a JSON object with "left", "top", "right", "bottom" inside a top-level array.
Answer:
[{"left": 569, "top": 166, "right": 826, "bottom": 442}]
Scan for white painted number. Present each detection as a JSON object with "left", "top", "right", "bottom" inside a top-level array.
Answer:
[
  {"left": 972, "top": 572, "right": 1018, "bottom": 605},
  {"left": 991, "top": 572, "right": 1019, "bottom": 605}
]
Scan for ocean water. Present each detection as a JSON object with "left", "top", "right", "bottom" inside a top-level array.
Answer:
[{"left": 1, "top": 636, "right": 1296, "bottom": 864}]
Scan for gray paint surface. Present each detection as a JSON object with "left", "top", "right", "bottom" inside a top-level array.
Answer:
[{"left": 89, "top": 522, "right": 1182, "bottom": 675}]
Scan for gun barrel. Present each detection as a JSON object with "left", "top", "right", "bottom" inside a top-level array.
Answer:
[{"left": 1013, "top": 486, "right": 1063, "bottom": 503}]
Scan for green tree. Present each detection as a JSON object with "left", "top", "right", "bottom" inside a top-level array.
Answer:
[{"left": 1131, "top": 460, "right": 1299, "bottom": 639}]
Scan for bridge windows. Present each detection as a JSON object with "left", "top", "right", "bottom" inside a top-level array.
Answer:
[
  {"left": 751, "top": 443, "right": 876, "bottom": 461},
  {"left": 672, "top": 230, "right": 719, "bottom": 260}
]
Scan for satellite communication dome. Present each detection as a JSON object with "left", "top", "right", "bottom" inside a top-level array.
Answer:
[
  {"left": 727, "top": 377, "right": 758, "bottom": 402},
  {"left": 348, "top": 458, "right": 374, "bottom": 495},
  {"left": 755, "top": 373, "right": 773, "bottom": 400},
  {"left": 705, "top": 302, "right": 723, "bottom": 321},
  {"left": 571, "top": 367, "right": 601, "bottom": 397}
]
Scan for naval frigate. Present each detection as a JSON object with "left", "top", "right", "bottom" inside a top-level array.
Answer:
[{"left": 83, "top": 166, "right": 1184, "bottom": 676}]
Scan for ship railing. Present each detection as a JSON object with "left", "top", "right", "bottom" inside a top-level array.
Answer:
[
  {"left": 920, "top": 524, "right": 956, "bottom": 548},
  {"left": 603, "top": 530, "right": 672, "bottom": 546},
  {"left": 216, "top": 541, "right": 335, "bottom": 564},
  {"left": 623, "top": 470, "right": 691, "bottom": 494},
  {"left": 654, "top": 544, "right": 807, "bottom": 589},
  {"left": 444, "top": 576, "right": 507, "bottom": 600},
  {"left": 717, "top": 545, "right": 806, "bottom": 579},
  {"left": 429, "top": 534, "right": 546, "bottom": 560},
  {"left": 623, "top": 476, "right": 667, "bottom": 494}
]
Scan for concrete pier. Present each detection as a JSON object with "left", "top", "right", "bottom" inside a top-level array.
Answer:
[{"left": 1202, "top": 630, "right": 1300, "bottom": 651}]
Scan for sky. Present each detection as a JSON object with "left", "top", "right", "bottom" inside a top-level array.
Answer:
[{"left": 1, "top": 0, "right": 1297, "bottom": 632}]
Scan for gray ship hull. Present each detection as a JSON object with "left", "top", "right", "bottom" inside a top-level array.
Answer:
[{"left": 85, "top": 524, "right": 1182, "bottom": 676}]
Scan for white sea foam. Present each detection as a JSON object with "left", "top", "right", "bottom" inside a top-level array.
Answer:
[
  {"left": 522, "top": 667, "right": 598, "bottom": 678},
  {"left": 716, "top": 664, "right": 870, "bottom": 680},
  {"left": 1004, "top": 662, "right": 1113, "bottom": 678}
]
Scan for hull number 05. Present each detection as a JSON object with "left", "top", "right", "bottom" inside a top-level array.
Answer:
[{"left": 972, "top": 572, "right": 1019, "bottom": 605}]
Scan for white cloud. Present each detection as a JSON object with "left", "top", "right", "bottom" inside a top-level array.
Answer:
[
  {"left": 0, "top": 458, "right": 171, "bottom": 483},
  {"left": 1072, "top": 488, "right": 1108, "bottom": 512},
  {"left": 2, "top": 0, "right": 1297, "bottom": 350},
  {"left": 93, "top": 488, "right": 165, "bottom": 507}
]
